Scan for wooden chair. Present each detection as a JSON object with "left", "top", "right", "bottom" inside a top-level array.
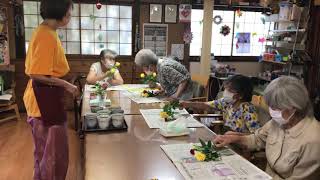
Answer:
[
  {"left": 71, "top": 74, "right": 87, "bottom": 131},
  {"left": 0, "top": 65, "right": 21, "bottom": 123},
  {"left": 189, "top": 74, "right": 210, "bottom": 102}
]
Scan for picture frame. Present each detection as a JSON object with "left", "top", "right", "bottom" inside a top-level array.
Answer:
[
  {"left": 143, "top": 23, "right": 168, "bottom": 57},
  {"left": 165, "top": 5, "right": 177, "bottom": 23},
  {"left": 149, "top": 4, "right": 162, "bottom": 23}
]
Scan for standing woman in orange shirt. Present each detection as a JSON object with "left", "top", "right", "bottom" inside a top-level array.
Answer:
[{"left": 23, "top": 0, "right": 78, "bottom": 179}]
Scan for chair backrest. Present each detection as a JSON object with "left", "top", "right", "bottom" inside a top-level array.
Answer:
[
  {"left": 191, "top": 74, "right": 209, "bottom": 87},
  {"left": 191, "top": 74, "right": 210, "bottom": 100},
  {"left": 252, "top": 95, "right": 271, "bottom": 126}
]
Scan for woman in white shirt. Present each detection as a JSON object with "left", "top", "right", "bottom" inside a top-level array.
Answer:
[{"left": 86, "top": 49, "right": 124, "bottom": 86}]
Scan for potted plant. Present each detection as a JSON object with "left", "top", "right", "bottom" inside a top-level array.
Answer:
[
  {"left": 94, "top": 82, "right": 106, "bottom": 101},
  {"left": 140, "top": 72, "right": 157, "bottom": 88}
]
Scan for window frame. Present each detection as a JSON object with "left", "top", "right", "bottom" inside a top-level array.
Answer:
[
  {"left": 21, "top": 0, "right": 135, "bottom": 59},
  {"left": 189, "top": 4, "right": 271, "bottom": 62}
]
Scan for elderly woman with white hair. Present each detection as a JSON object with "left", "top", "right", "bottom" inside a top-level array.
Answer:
[
  {"left": 135, "top": 49, "right": 193, "bottom": 100},
  {"left": 213, "top": 76, "right": 320, "bottom": 179},
  {"left": 86, "top": 49, "right": 124, "bottom": 86}
]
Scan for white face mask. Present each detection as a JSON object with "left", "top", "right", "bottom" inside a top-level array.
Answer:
[
  {"left": 106, "top": 63, "right": 114, "bottom": 69},
  {"left": 223, "top": 90, "right": 234, "bottom": 103},
  {"left": 269, "top": 107, "right": 295, "bottom": 126}
]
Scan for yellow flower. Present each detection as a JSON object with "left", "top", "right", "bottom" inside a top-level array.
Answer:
[
  {"left": 141, "top": 93, "right": 148, "bottom": 97},
  {"left": 160, "top": 111, "right": 169, "bottom": 119},
  {"left": 194, "top": 151, "right": 206, "bottom": 161},
  {"left": 110, "top": 68, "right": 116, "bottom": 73},
  {"left": 140, "top": 73, "right": 145, "bottom": 78},
  {"left": 115, "top": 62, "right": 121, "bottom": 67},
  {"left": 153, "top": 72, "right": 157, "bottom": 77}
]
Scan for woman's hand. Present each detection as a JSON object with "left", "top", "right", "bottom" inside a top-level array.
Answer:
[
  {"left": 224, "top": 131, "right": 247, "bottom": 136},
  {"left": 179, "top": 101, "right": 192, "bottom": 109},
  {"left": 213, "top": 135, "right": 240, "bottom": 148}
]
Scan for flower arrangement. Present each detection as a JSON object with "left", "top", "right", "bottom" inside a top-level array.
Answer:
[
  {"left": 140, "top": 72, "right": 157, "bottom": 83},
  {"left": 141, "top": 89, "right": 160, "bottom": 97},
  {"left": 160, "top": 101, "right": 180, "bottom": 121},
  {"left": 140, "top": 72, "right": 157, "bottom": 88},
  {"left": 190, "top": 139, "right": 221, "bottom": 162},
  {"left": 94, "top": 82, "right": 106, "bottom": 97},
  {"left": 106, "top": 62, "right": 120, "bottom": 77}
]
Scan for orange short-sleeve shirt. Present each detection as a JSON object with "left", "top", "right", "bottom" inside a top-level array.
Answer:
[{"left": 23, "top": 24, "right": 70, "bottom": 117}]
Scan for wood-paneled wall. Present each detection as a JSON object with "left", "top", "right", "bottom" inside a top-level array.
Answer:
[{"left": 9, "top": 1, "right": 187, "bottom": 111}]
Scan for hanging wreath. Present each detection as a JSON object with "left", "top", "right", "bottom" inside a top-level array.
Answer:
[
  {"left": 183, "top": 29, "right": 193, "bottom": 44},
  {"left": 220, "top": 25, "right": 230, "bottom": 36},
  {"left": 213, "top": 15, "right": 223, "bottom": 25}
]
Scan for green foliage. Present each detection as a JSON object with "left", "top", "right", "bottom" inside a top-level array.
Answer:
[
  {"left": 94, "top": 83, "right": 105, "bottom": 96},
  {"left": 162, "top": 101, "right": 180, "bottom": 119},
  {"left": 141, "top": 73, "right": 157, "bottom": 84},
  {"left": 192, "top": 138, "right": 221, "bottom": 162}
]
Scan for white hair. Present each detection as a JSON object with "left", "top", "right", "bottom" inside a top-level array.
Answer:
[
  {"left": 134, "top": 49, "right": 158, "bottom": 66},
  {"left": 264, "top": 76, "right": 313, "bottom": 117}
]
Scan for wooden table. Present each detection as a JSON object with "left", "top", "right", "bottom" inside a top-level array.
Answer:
[
  {"left": 82, "top": 85, "right": 267, "bottom": 180},
  {"left": 84, "top": 115, "right": 214, "bottom": 180},
  {"left": 81, "top": 90, "right": 163, "bottom": 117}
]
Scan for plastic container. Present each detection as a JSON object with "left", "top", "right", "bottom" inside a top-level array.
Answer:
[
  {"left": 279, "top": 2, "right": 292, "bottom": 21},
  {"left": 97, "top": 115, "right": 111, "bottom": 129},
  {"left": 112, "top": 113, "right": 125, "bottom": 128}
]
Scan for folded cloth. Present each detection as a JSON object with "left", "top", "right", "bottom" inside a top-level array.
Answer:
[{"left": 32, "top": 80, "right": 66, "bottom": 126}]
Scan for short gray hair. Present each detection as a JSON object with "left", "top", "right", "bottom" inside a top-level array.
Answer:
[
  {"left": 264, "top": 76, "right": 313, "bottom": 117},
  {"left": 100, "top": 49, "right": 117, "bottom": 59},
  {"left": 134, "top": 49, "right": 158, "bottom": 66}
]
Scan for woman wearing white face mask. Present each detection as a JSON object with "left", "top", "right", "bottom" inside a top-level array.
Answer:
[
  {"left": 86, "top": 49, "right": 124, "bottom": 86},
  {"left": 181, "top": 75, "right": 260, "bottom": 133},
  {"left": 213, "top": 76, "right": 320, "bottom": 180}
]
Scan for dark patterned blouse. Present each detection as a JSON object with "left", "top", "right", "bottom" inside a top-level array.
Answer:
[{"left": 156, "top": 58, "right": 193, "bottom": 100}]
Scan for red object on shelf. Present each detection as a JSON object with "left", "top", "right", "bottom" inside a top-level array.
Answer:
[
  {"left": 96, "top": 2, "right": 102, "bottom": 9},
  {"left": 263, "top": 53, "right": 275, "bottom": 61}
]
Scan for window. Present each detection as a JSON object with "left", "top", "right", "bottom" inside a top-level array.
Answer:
[
  {"left": 190, "top": 9, "right": 273, "bottom": 57},
  {"left": 23, "top": 1, "right": 132, "bottom": 55}
]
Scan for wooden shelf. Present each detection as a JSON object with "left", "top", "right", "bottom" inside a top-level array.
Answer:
[
  {"left": 261, "top": 60, "right": 288, "bottom": 65},
  {"left": 269, "top": 29, "right": 306, "bottom": 33}
]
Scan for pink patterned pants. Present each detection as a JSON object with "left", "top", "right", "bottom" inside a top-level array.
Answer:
[{"left": 28, "top": 117, "right": 69, "bottom": 180}]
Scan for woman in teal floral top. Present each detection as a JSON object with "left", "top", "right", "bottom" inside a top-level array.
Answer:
[{"left": 181, "top": 75, "right": 260, "bottom": 133}]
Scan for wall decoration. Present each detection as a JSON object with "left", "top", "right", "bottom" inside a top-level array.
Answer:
[
  {"left": 213, "top": 15, "right": 223, "bottom": 25},
  {"left": 236, "top": 9, "right": 243, "bottom": 17},
  {"left": 96, "top": 0, "right": 102, "bottom": 10},
  {"left": 258, "top": 37, "right": 266, "bottom": 43},
  {"left": 150, "top": 4, "right": 162, "bottom": 23},
  {"left": 143, "top": 23, "right": 168, "bottom": 57},
  {"left": 220, "top": 25, "right": 230, "bottom": 36},
  {"left": 165, "top": 5, "right": 177, "bottom": 23},
  {"left": 171, "top": 44, "right": 184, "bottom": 60},
  {"left": 183, "top": 29, "right": 193, "bottom": 44},
  {"left": 179, "top": 4, "right": 192, "bottom": 23},
  {"left": 0, "top": 7, "right": 10, "bottom": 65},
  {"left": 235, "top": 33, "right": 250, "bottom": 53}
]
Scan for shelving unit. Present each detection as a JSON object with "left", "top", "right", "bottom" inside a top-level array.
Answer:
[{"left": 259, "top": 1, "right": 310, "bottom": 82}]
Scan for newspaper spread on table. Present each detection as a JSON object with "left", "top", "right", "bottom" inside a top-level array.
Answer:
[
  {"left": 121, "top": 88, "right": 164, "bottom": 104},
  {"left": 140, "top": 109, "right": 204, "bottom": 129},
  {"left": 107, "top": 84, "right": 149, "bottom": 91},
  {"left": 160, "top": 143, "right": 272, "bottom": 180}
]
